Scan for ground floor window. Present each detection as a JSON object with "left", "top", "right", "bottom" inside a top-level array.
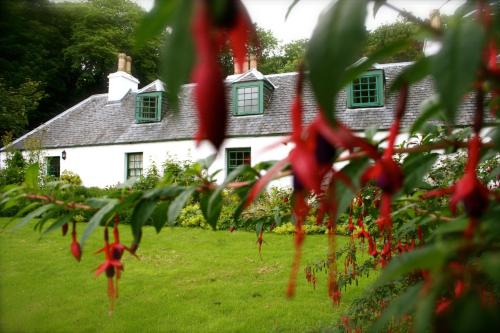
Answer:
[
  {"left": 126, "top": 152, "right": 143, "bottom": 179},
  {"left": 226, "top": 148, "right": 251, "bottom": 175},
  {"left": 46, "top": 156, "right": 60, "bottom": 177}
]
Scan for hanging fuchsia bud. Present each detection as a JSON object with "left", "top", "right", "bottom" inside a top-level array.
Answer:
[
  {"left": 71, "top": 239, "right": 82, "bottom": 262},
  {"left": 62, "top": 223, "right": 68, "bottom": 236},
  {"left": 70, "top": 222, "right": 81, "bottom": 262}
]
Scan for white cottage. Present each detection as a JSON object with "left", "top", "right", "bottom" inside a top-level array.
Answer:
[{"left": 0, "top": 54, "right": 477, "bottom": 188}]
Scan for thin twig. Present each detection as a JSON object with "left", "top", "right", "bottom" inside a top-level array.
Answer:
[{"left": 25, "top": 194, "right": 94, "bottom": 211}]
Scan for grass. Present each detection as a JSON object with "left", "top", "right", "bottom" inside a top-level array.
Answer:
[{"left": 0, "top": 218, "right": 375, "bottom": 333}]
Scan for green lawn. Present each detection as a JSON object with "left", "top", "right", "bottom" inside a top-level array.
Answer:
[{"left": 0, "top": 218, "right": 374, "bottom": 333}]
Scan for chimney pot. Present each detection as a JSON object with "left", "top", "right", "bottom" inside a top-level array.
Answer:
[
  {"left": 249, "top": 54, "right": 257, "bottom": 70},
  {"left": 126, "top": 56, "right": 132, "bottom": 74},
  {"left": 117, "top": 53, "right": 126, "bottom": 72},
  {"left": 108, "top": 52, "right": 139, "bottom": 101}
]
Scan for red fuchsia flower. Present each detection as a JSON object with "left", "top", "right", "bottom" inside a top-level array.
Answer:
[
  {"left": 288, "top": 68, "right": 322, "bottom": 194},
  {"left": 191, "top": 0, "right": 254, "bottom": 150},
  {"left": 424, "top": 135, "right": 490, "bottom": 237},
  {"left": 380, "top": 241, "right": 392, "bottom": 267},
  {"left": 70, "top": 222, "right": 81, "bottom": 262},
  {"left": 355, "top": 226, "right": 370, "bottom": 243},
  {"left": 95, "top": 227, "right": 123, "bottom": 312},
  {"left": 368, "top": 235, "right": 378, "bottom": 257},
  {"left": 360, "top": 85, "right": 408, "bottom": 265},
  {"left": 397, "top": 240, "right": 404, "bottom": 254},
  {"left": 417, "top": 225, "right": 424, "bottom": 244},
  {"left": 435, "top": 297, "right": 452, "bottom": 315}
]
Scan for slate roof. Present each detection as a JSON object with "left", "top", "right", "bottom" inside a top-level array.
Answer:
[{"left": 5, "top": 62, "right": 480, "bottom": 150}]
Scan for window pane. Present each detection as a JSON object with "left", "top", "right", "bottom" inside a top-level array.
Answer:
[
  {"left": 350, "top": 72, "right": 383, "bottom": 107},
  {"left": 127, "top": 153, "right": 143, "bottom": 179}
]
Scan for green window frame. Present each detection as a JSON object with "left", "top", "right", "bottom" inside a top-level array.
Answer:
[
  {"left": 226, "top": 148, "right": 251, "bottom": 175},
  {"left": 232, "top": 82, "right": 264, "bottom": 116},
  {"left": 126, "top": 152, "right": 143, "bottom": 179},
  {"left": 46, "top": 156, "right": 60, "bottom": 177},
  {"left": 347, "top": 70, "right": 384, "bottom": 108},
  {"left": 135, "top": 92, "right": 163, "bottom": 123}
]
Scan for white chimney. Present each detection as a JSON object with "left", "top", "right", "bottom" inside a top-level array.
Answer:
[
  {"left": 107, "top": 53, "right": 139, "bottom": 102},
  {"left": 423, "top": 10, "right": 442, "bottom": 56}
]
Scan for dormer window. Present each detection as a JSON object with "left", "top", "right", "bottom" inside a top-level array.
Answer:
[
  {"left": 233, "top": 83, "right": 263, "bottom": 115},
  {"left": 232, "top": 79, "right": 274, "bottom": 116},
  {"left": 347, "top": 69, "right": 384, "bottom": 108},
  {"left": 135, "top": 92, "right": 163, "bottom": 123}
]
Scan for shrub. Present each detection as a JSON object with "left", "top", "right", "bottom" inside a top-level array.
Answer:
[
  {"left": 60, "top": 170, "right": 82, "bottom": 186},
  {"left": 178, "top": 204, "right": 209, "bottom": 229},
  {"left": 0, "top": 150, "right": 26, "bottom": 186}
]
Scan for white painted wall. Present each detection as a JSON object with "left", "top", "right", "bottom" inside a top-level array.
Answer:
[{"left": 12, "top": 135, "right": 294, "bottom": 188}]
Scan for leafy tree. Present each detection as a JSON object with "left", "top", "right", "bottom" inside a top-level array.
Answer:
[
  {"left": 0, "top": 0, "right": 161, "bottom": 133},
  {"left": 364, "top": 20, "right": 424, "bottom": 62},
  {"left": 0, "top": 80, "right": 46, "bottom": 138}
]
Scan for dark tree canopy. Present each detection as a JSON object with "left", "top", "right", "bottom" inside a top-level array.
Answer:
[{"left": 0, "top": 0, "right": 161, "bottom": 138}]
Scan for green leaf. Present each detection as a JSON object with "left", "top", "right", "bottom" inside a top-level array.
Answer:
[
  {"left": 307, "top": 0, "right": 367, "bottom": 116},
  {"left": 431, "top": 19, "right": 485, "bottom": 123},
  {"left": 390, "top": 56, "right": 431, "bottom": 93},
  {"left": 42, "top": 213, "right": 73, "bottom": 236},
  {"left": 15, "top": 204, "right": 55, "bottom": 230},
  {"left": 207, "top": 165, "right": 257, "bottom": 228},
  {"left": 432, "top": 216, "right": 467, "bottom": 239},
  {"left": 24, "top": 163, "right": 39, "bottom": 190},
  {"left": 130, "top": 199, "right": 157, "bottom": 243},
  {"left": 344, "top": 39, "right": 412, "bottom": 85},
  {"left": 143, "top": 185, "right": 183, "bottom": 200},
  {"left": 161, "top": 0, "right": 195, "bottom": 109},
  {"left": 205, "top": 194, "right": 222, "bottom": 230},
  {"left": 481, "top": 252, "right": 500, "bottom": 283},
  {"left": 135, "top": 0, "right": 180, "bottom": 48},
  {"left": 34, "top": 209, "right": 61, "bottom": 232},
  {"left": 167, "top": 187, "right": 196, "bottom": 226},
  {"left": 369, "top": 283, "right": 422, "bottom": 333},
  {"left": 402, "top": 153, "right": 438, "bottom": 193},
  {"left": 255, "top": 222, "right": 263, "bottom": 236},
  {"left": 0, "top": 194, "right": 25, "bottom": 211},
  {"left": 151, "top": 201, "right": 170, "bottom": 233},
  {"left": 413, "top": 287, "right": 437, "bottom": 333},
  {"left": 375, "top": 243, "right": 454, "bottom": 287},
  {"left": 198, "top": 154, "right": 217, "bottom": 170},
  {"left": 409, "top": 96, "right": 442, "bottom": 134},
  {"left": 13, "top": 201, "right": 41, "bottom": 219},
  {"left": 80, "top": 199, "right": 119, "bottom": 247}
]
